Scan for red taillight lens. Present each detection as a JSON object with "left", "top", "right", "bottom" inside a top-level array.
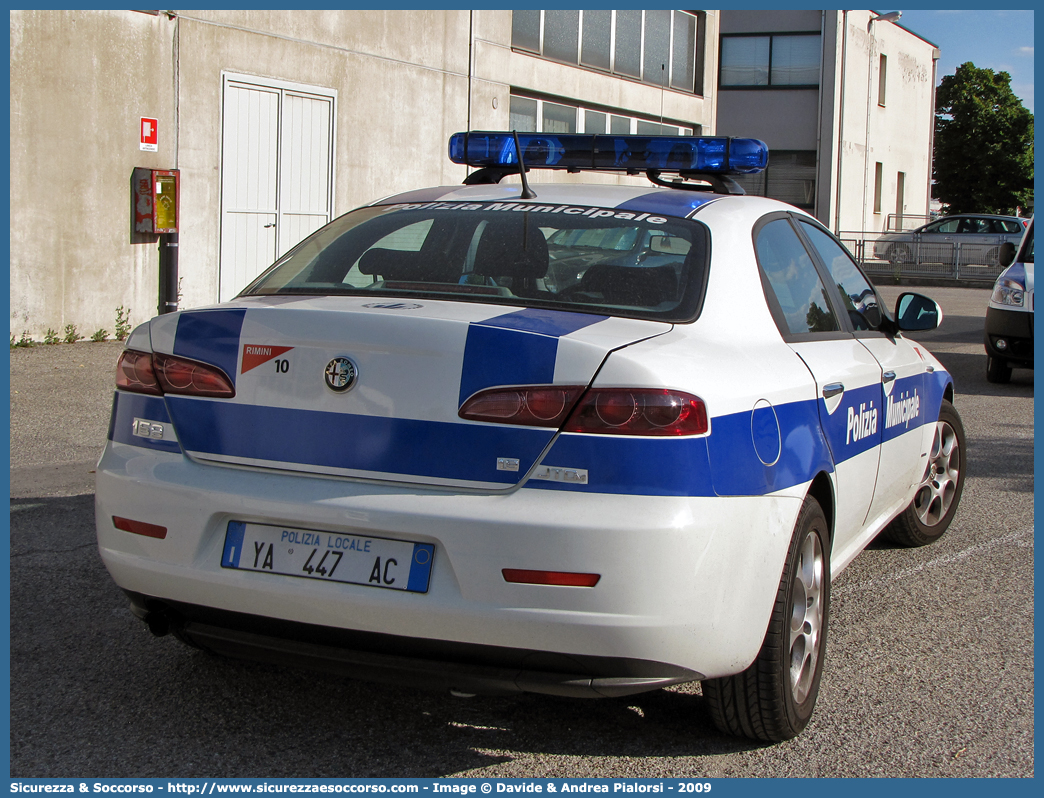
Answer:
[
  {"left": 116, "top": 350, "right": 162, "bottom": 395},
  {"left": 502, "top": 569, "right": 600, "bottom": 587},
  {"left": 563, "top": 388, "right": 708, "bottom": 436},
  {"left": 460, "top": 385, "right": 708, "bottom": 435},
  {"left": 115, "top": 350, "right": 235, "bottom": 398},
  {"left": 154, "top": 353, "right": 235, "bottom": 397},
  {"left": 113, "top": 516, "right": 168, "bottom": 539},
  {"left": 459, "top": 386, "right": 585, "bottom": 427}
]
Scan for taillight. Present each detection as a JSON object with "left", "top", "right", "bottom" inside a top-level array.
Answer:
[
  {"left": 459, "top": 386, "right": 585, "bottom": 427},
  {"left": 153, "top": 353, "right": 235, "bottom": 397},
  {"left": 116, "top": 350, "right": 235, "bottom": 398},
  {"left": 460, "top": 385, "right": 708, "bottom": 436},
  {"left": 563, "top": 388, "right": 708, "bottom": 436},
  {"left": 113, "top": 516, "right": 168, "bottom": 539},
  {"left": 502, "top": 569, "right": 600, "bottom": 587},
  {"left": 116, "top": 350, "right": 162, "bottom": 395}
]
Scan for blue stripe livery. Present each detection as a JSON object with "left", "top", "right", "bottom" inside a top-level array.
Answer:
[
  {"left": 458, "top": 309, "right": 606, "bottom": 405},
  {"left": 458, "top": 325, "right": 558, "bottom": 405},
  {"left": 817, "top": 382, "right": 886, "bottom": 464},
  {"left": 107, "top": 392, "right": 183, "bottom": 453},
  {"left": 532, "top": 434, "right": 716, "bottom": 496},
  {"left": 616, "top": 191, "right": 716, "bottom": 218},
  {"left": 166, "top": 397, "right": 554, "bottom": 485},
  {"left": 173, "top": 309, "right": 246, "bottom": 386},
  {"left": 532, "top": 398, "right": 833, "bottom": 497},
  {"left": 476, "top": 308, "right": 608, "bottom": 337},
  {"left": 706, "top": 400, "right": 834, "bottom": 497}
]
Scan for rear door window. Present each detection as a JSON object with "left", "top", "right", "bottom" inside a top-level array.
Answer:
[
  {"left": 798, "top": 220, "right": 882, "bottom": 330},
  {"left": 755, "top": 217, "right": 840, "bottom": 337}
]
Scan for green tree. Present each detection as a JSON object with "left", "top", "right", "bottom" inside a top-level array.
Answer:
[{"left": 934, "top": 62, "right": 1033, "bottom": 215}]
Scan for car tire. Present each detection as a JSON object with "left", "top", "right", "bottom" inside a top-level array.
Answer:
[
  {"left": 881, "top": 400, "right": 966, "bottom": 547},
  {"left": 888, "top": 245, "right": 913, "bottom": 268},
  {"left": 986, "top": 354, "right": 1012, "bottom": 384},
  {"left": 703, "top": 495, "right": 830, "bottom": 742}
]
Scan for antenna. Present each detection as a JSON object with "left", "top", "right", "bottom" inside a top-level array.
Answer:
[{"left": 513, "top": 130, "right": 537, "bottom": 200}]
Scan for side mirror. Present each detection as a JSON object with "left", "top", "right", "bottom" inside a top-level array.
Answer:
[
  {"left": 895, "top": 292, "right": 943, "bottom": 332},
  {"left": 998, "top": 241, "right": 1017, "bottom": 268}
]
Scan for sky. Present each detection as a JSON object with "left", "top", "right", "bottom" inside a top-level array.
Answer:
[{"left": 892, "top": 8, "right": 1035, "bottom": 114}]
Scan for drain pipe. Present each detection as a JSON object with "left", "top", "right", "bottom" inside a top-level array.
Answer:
[{"left": 159, "top": 13, "right": 180, "bottom": 315}]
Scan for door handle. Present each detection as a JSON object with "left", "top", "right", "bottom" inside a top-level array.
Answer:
[
  {"left": 882, "top": 371, "right": 896, "bottom": 384},
  {"left": 822, "top": 383, "right": 844, "bottom": 399},
  {"left": 264, "top": 223, "right": 276, "bottom": 229}
]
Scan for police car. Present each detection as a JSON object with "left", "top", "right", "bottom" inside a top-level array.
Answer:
[
  {"left": 95, "top": 132, "right": 965, "bottom": 742},
  {"left": 984, "top": 218, "right": 1034, "bottom": 383}
]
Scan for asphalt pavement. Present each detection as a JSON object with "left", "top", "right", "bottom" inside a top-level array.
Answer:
[{"left": 8, "top": 285, "right": 1035, "bottom": 778}]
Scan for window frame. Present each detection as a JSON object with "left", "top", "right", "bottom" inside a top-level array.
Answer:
[
  {"left": 729, "top": 149, "right": 817, "bottom": 210},
  {"left": 873, "top": 162, "right": 884, "bottom": 215},
  {"left": 241, "top": 204, "right": 715, "bottom": 325},
  {"left": 878, "top": 54, "right": 888, "bottom": 106},
  {"left": 718, "top": 31, "right": 822, "bottom": 89},
  {"left": 793, "top": 217, "right": 888, "bottom": 338},
  {"left": 753, "top": 212, "right": 887, "bottom": 343},
  {"left": 508, "top": 93, "right": 696, "bottom": 136}
]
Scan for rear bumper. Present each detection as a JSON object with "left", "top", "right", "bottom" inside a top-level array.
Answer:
[
  {"left": 126, "top": 591, "right": 701, "bottom": 698},
  {"left": 984, "top": 305, "right": 1034, "bottom": 367},
  {"left": 96, "top": 442, "right": 803, "bottom": 682}
]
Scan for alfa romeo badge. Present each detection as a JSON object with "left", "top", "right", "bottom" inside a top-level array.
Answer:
[{"left": 324, "top": 357, "right": 359, "bottom": 392}]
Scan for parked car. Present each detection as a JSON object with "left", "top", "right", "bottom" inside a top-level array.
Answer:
[
  {"left": 984, "top": 218, "right": 1034, "bottom": 382},
  {"left": 875, "top": 213, "right": 1029, "bottom": 268},
  {"left": 96, "top": 132, "right": 965, "bottom": 743}
]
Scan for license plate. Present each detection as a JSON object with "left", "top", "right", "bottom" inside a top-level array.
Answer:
[{"left": 221, "top": 522, "right": 434, "bottom": 593}]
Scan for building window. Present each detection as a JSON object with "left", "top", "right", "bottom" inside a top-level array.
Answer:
[
  {"left": 509, "top": 94, "right": 696, "bottom": 136},
  {"left": 511, "top": 10, "right": 541, "bottom": 53},
  {"left": 878, "top": 54, "right": 887, "bottom": 106},
  {"left": 511, "top": 10, "right": 699, "bottom": 93},
  {"left": 719, "top": 33, "right": 820, "bottom": 87},
  {"left": 874, "top": 162, "right": 884, "bottom": 214},
  {"left": 731, "top": 151, "right": 816, "bottom": 210}
]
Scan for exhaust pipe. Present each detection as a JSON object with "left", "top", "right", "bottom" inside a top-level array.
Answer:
[{"left": 143, "top": 610, "right": 171, "bottom": 637}]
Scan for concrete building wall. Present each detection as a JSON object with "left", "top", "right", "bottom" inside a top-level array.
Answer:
[
  {"left": 716, "top": 9, "right": 937, "bottom": 234},
  {"left": 470, "top": 11, "right": 717, "bottom": 186},
  {"left": 171, "top": 10, "right": 475, "bottom": 311},
  {"left": 10, "top": 9, "right": 717, "bottom": 340},
  {"left": 10, "top": 10, "right": 177, "bottom": 341},
  {"left": 834, "top": 11, "right": 938, "bottom": 233}
]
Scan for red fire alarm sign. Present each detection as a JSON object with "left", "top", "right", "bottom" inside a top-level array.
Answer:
[{"left": 140, "top": 117, "right": 158, "bottom": 152}]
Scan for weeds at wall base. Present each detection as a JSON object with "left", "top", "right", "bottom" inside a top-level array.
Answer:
[{"left": 10, "top": 308, "right": 131, "bottom": 349}]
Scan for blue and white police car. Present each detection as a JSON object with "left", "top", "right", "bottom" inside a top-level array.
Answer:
[
  {"left": 985, "top": 218, "right": 1033, "bottom": 383},
  {"left": 96, "top": 132, "right": 965, "bottom": 742}
]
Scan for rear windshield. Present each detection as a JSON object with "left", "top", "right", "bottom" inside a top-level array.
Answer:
[{"left": 241, "top": 201, "right": 711, "bottom": 322}]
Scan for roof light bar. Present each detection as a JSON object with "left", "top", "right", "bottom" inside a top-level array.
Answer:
[{"left": 449, "top": 132, "right": 768, "bottom": 175}]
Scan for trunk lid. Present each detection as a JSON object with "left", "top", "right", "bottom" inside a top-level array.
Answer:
[{"left": 147, "top": 296, "right": 670, "bottom": 489}]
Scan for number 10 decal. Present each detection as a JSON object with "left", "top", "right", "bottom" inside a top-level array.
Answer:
[{"left": 241, "top": 344, "right": 295, "bottom": 374}]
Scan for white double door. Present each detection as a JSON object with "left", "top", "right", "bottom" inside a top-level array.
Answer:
[{"left": 220, "top": 74, "right": 336, "bottom": 301}]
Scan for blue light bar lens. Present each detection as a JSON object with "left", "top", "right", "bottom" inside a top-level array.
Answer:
[{"left": 448, "top": 132, "right": 768, "bottom": 175}]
